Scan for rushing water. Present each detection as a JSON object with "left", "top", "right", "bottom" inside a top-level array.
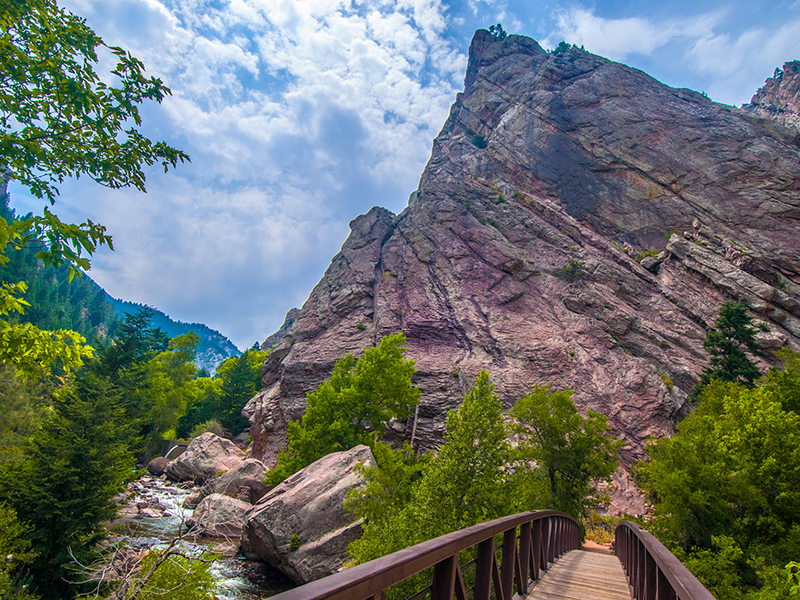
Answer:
[{"left": 112, "top": 476, "right": 294, "bottom": 599}]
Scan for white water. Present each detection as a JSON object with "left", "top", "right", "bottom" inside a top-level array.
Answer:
[{"left": 112, "top": 477, "right": 294, "bottom": 599}]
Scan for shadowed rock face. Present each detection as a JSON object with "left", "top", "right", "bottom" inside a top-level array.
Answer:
[{"left": 245, "top": 31, "right": 800, "bottom": 513}]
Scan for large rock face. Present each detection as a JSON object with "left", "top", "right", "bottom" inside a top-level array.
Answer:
[
  {"left": 243, "top": 445, "right": 374, "bottom": 584},
  {"left": 744, "top": 61, "right": 800, "bottom": 133},
  {"left": 245, "top": 32, "right": 800, "bottom": 507},
  {"left": 164, "top": 432, "right": 246, "bottom": 482}
]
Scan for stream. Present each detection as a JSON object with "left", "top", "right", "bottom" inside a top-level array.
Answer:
[{"left": 111, "top": 476, "right": 295, "bottom": 599}]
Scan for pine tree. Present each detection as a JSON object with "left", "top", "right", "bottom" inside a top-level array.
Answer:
[
  {"left": 692, "top": 300, "right": 765, "bottom": 401},
  {"left": 0, "top": 381, "right": 132, "bottom": 599}
]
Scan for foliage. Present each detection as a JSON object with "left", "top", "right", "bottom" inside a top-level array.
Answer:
[
  {"left": 266, "top": 333, "right": 419, "bottom": 485},
  {"left": 762, "top": 348, "right": 800, "bottom": 414},
  {"left": 1, "top": 199, "right": 119, "bottom": 344},
  {"left": 0, "top": 381, "right": 133, "bottom": 599},
  {"left": 0, "top": 0, "right": 189, "bottom": 203},
  {"left": 638, "top": 380, "right": 800, "bottom": 597},
  {"left": 488, "top": 23, "right": 507, "bottom": 39},
  {"left": 470, "top": 134, "right": 487, "bottom": 148},
  {"left": 0, "top": 0, "right": 187, "bottom": 376},
  {"left": 133, "top": 550, "right": 216, "bottom": 600},
  {"left": 0, "top": 363, "right": 54, "bottom": 466},
  {"left": 345, "top": 441, "right": 428, "bottom": 527},
  {"left": 692, "top": 300, "right": 764, "bottom": 400},
  {"left": 349, "top": 372, "right": 515, "bottom": 600},
  {"left": 176, "top": 345, "right": 266, "bottom": 439},
  {"left": 289, "top": 533, "right": 301, "bottom": 552},
  {"left": 557, "top": 259, "right": 586, "bottom": 283},
  {"left": 511, "top": 384, "right": 620, "bottom": 518},
  {"left": 189, "top": 418, "right": 226, "bottom": 439},
  {"left": 0, "top": 502, "right": 37, "bottom": 600}
]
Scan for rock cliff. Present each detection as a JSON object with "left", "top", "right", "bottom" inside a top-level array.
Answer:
[{"left": 245, "top": 31, "right": 800, "bottom": 510}]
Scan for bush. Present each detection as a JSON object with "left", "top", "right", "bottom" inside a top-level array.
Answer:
[
  {"left": 557, "top": 259, "right": 586, "bottom": 283},
  {"left": 470, "top": 134, "right": 487, "bottom": 149}
]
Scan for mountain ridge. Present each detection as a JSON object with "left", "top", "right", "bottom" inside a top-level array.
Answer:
[{"left": 245, "top": 30, "right": 800, "bottom": 514}]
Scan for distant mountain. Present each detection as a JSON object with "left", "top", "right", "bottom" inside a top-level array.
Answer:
[{"left": 106, "top": 296, "right": 240, "bottom": 373}]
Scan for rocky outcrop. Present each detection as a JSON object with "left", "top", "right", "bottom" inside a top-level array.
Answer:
[
  {"left": 744, "top": 61, "right": 800, "bottom": 133},
  {"left": 243, "top": 445, "right": 374, "bottom": 584},
  {"left": 261, "top": 308, "right": 300, "bottom": 351},
  {"left": 188, "top": 493, "right": 252, "bottom": 538},
  {"left": 245, "top": 32, "right": 800, "bottom": 512},
  {"left": 164, "top": 433, "right": 246, "bottom": 483}
]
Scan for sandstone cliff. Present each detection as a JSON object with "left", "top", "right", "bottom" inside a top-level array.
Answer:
[{"left": 244, "top": 31, "right": 800, "bottom": 509}]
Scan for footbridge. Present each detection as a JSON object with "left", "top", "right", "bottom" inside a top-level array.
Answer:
[{"left": 268, "top": 511, "right": 716, "bottom": 600}]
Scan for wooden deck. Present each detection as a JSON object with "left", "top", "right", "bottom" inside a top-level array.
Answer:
[{"left": 525, "top": 550, "right": 632, "bottom": 600}]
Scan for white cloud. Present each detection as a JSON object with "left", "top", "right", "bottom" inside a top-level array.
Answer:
[
  {"left": 553, "top": 7, "right": 722, "bottom": 60},
  {"left": 687, "top": 19, "right": 800, "bottom": 103},
  {"left": 51, "top": 0, "right": 465, "bottom": 347}
]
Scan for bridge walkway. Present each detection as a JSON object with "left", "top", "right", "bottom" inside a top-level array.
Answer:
[{"left": 525, "top": 549, "right": 631, "bottom": 600}]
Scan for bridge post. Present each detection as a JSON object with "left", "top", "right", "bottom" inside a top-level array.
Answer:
[
  {"left": 500, "top": 527, "right": 517, "bottom": 600},
  {"left": 517, "top": 520, "right": 532, "bottom": 594},
  {"left": 431, "top": 555, "right": 457, "bottom": 600},
  {"left": 473, "top": 537, "right": 494, "bottom": 600}
]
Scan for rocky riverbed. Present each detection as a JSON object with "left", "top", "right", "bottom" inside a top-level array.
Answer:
[{"left": 109, "top": 474, "right": 294, "bottom": 599}]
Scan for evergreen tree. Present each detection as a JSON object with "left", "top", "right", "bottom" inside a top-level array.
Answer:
[
  {"left": 0, "top": 381, "right": 133, "bottom": 599},
  {"left": 692, "top": 300, "right": 765, "bottom": 400}
]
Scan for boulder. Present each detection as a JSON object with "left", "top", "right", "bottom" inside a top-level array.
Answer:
[
  {"left": 183, "top": 491, "right": 205, "bottom": 509},
  {"left": 244, "top": 445, "right": 375, "bottom": 584},
  {"left": 188, "top": 493, "right": 252, "bottom": 538},
  {"left": 146, "top": 456, "right": 170, "bottom": 476},
  {"left": 164, "top": 432, "right": 246, "bottom": 483},
  {"left": 212, "top": 459, "right": 272, "bottom": 504}
]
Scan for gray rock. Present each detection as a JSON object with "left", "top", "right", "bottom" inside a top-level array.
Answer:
[
  {"left": 243, "top": 445, "right": 375, "bottom": 584},
  {"left": 146, "top": 456, "right": 170, "bottom": 476},
  {"left": 212, "top": 458, "right": 272, "bottom": 504},
  {"left": 164, "top": 432, "right": 246, "bottom": 483},
  {"left": 188, "top": 493, "right": 252, "bottom": 538}
]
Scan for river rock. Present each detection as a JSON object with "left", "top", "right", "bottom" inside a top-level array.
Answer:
[
  {"left": 164, "top": 432, "right": 246, "bottom": 483},
  {"left": 188, "top": 493, "right": 252, "bottom": 538},
  {"left": 146, "top": 456, "right": 170, "bottom": 476},
  {"left": 212, "top": 458, "right": 272, "bottom": 504},
  {"left": 243, "top": 445, "right": 375, "bottom": 584}
]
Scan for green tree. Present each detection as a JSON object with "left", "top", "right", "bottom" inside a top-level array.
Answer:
[
  {"left": 511, "top": 384, "right": 620, "bottom": 518},
  {"left": 266, "top": 332, "right": 419, "bottom": 484},
  {"left": 348, "top": 372, "right": 516, "bottom": 600},
  {"left": 693, "top": 300, "right": 765, "bottom": 400},
  {"left": 0, "top": 502, "right": 37, "bottom": 599},
  {"left": 0, "top": 380, "right": 133, "bottom": 599},
  {"left": 638, "top": 381, "right": 800, "bottom": 598},
  {"left": 0, "top": 0, "right": 187, "bottom": 375}
]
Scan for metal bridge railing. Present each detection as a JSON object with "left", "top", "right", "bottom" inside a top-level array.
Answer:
[
  {"left": 269, "top": 510, "right": 580, "bottom": 600},
  {"left": 616, "top": 521, "right": 716, "bottom": 600}
]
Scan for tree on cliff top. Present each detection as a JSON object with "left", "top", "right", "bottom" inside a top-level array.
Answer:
[
  {"left": 266, "top": 332, "right": 420, "bottom": 485},
  {"left": 0, "top": 0, "right": 188, "bottom": 376}
]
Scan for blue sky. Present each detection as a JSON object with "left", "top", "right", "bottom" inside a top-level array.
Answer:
[{"left": 9, "top": 0, "right": 800, "bottom": 349}]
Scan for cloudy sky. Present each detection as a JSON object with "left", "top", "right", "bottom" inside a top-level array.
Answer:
[{"left": 9, "top": 0, "right": 800, "bottom": 350}]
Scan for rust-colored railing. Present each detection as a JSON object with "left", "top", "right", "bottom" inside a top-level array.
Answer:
[
  {"left": 615, "top": 521, "right": 715, "bottom": 600},
  {"left": 269, "top": 510, "right": 579, "bottom": 600}
]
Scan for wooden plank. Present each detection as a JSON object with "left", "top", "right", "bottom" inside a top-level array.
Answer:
[{"left": 525, "top": 550, "right": 631, "bottom": 600}]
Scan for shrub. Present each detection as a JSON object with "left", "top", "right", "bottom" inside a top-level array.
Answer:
[
  {"left": 471, "top": 134, "right": 487, "bottom": 149},
  {"left": 557, "top": 259, "right": 586, "bottom": 283}
]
